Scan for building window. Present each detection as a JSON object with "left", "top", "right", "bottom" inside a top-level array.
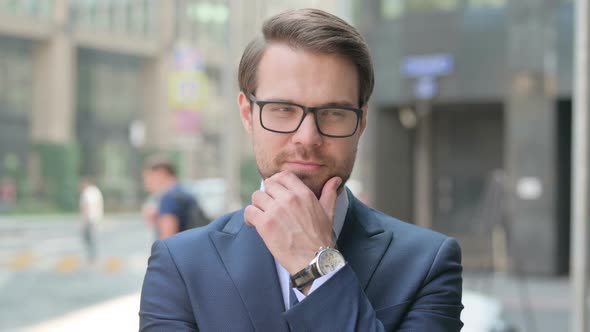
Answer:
[
  {"left": 405, "top": 0, "right": 458, "bottom": 13},
  {"left": 381, "top": 0, "right": 404, "bottom": 20},
  {"left": 467, "top": 0, "right": 507, "bottom": 9},
  {"left": 381, "top": 0, "right": 459, "bottom": 20},
  {"left": 0, "top": 40, "right": 32, "bottom": 116}
]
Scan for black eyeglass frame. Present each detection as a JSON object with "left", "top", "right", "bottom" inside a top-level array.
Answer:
[{"left": 248, "top": 94, "right": 364, "bottom": 138}]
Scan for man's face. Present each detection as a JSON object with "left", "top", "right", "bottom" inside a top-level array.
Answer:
[
  {"left": 142, "top": 170, "right": 159, "bottom": 193},
  {"left": 238, "top": 43, "right": 368, "bottom": 197}
]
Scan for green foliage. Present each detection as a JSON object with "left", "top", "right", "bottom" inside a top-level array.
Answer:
[
  {"left": 33, "top": 143, "right": 81, "bottom": 212},
  {"left": 240, "top": 156, "right": 260, "bottom": 204}
]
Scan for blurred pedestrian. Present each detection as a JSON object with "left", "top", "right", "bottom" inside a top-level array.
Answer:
[
  {"left": 142, "top": 157, "right": 206, "bottom": 240},
  {"left": 0, "top": 176, "right": 17, "bottom": 213},
  {"left": 140, "top": 8, "right": 463, "bottom": 331},
  {"left": 141, "top": 193, "right": 160, "bottom": 228},
  {"left": 79, "top": 177, "right": 104, "bottom": 263}
]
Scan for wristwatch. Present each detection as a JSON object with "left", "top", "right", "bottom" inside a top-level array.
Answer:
[{"left": 290, "top": 247, "right": 346, "bottom": 291}]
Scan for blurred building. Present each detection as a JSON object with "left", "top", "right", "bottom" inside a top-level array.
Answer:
[
  {"left": 2, "top": 0, "right": 571, "bottom": 276},
  {"left": 0, "top": 0, "right": 350, "bottom": 212},
  {"left": 355, "top": 0, "right": 574, "bottom": 275}
]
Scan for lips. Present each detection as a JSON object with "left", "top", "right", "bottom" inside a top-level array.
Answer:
[{"left": 285, "top": 160, "right": 323, "bottom": 171}]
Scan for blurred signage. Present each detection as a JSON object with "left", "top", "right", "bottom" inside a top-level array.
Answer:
[
  {"left": 174, "top": 110, "right": 202, "bottom": 133},
  {"left": 173, "top": 45, "right": 204, "bottom": 71},
  {"left": 414, "top": 76, "right": 438, "bottom": 100},
  {"left": 401, "top": 53, "right": 454, "bottom": 78},
  {"left": 168, "top": 71, "right": 209, "bottom": 110},
  {"left": 168, "top": 44, "right": 209, "bottom": 115}
]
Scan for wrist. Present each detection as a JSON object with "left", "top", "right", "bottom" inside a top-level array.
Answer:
[{"left": 290, "top": 247, "right": 345, "bottom": 291}]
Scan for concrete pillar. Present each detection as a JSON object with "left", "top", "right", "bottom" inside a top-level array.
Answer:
[
  {"left": 141, "top": 1, "right": 177, "bottom": 161},
  {"left": 31, "top": 0, "right": 74, "bottom": 144},
  {"left": 142, "top": 55, "right": 174, "bottom": 150},
  {"left": 505, "top": 2, "right": 560, "bottom": 275}
]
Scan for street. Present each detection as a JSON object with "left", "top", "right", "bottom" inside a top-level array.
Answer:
[
  {"left": 0, "top": 214, "right": 582, "bottom": 332},
  {"left": 0, "top": 214, "right": 153, "bottom": 331},
  {"left": 464, "top": 272, "right": 573, "bottom": 332}
]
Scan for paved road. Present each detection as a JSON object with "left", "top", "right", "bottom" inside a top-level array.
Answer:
[
  {"left": 0, "top": 214, "right": 153, "bottom": 331},
  {"left": 464, "top": 272, "right": 576, "bottom": 332},
  {"left": 1, "top": 214, "right": 580, "bottom": 332}
]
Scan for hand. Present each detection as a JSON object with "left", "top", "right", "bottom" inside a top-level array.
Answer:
[{"left": 244, "top": 171, "right": 342, "bottom": 274}]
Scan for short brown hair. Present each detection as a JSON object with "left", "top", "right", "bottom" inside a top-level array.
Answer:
[
  {"left": 144, "top": 156, "right": 177, "bottom": 177},
  {"left": 238, "top": 8, "right": 374, "bottom": 107}
]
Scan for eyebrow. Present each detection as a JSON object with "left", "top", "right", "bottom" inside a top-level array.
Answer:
[{"left": 260, "top": 97, "right": 359, "bottom": 109}]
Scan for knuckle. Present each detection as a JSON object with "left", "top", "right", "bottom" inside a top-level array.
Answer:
[
  {"left": 260, "top": 214, "right": 275, "bottom": 229},
  {"left": 251, "top": 190, "right": 262, "bottom": 202},
  {"left": 285, "top": 192, "right": 298, "bottom": 205}
]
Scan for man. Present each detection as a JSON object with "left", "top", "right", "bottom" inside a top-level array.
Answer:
[
  {"left": 79, "top": 178, "right": 103, "bottom": 263},
  {"left": 142, "top": 158, "right": 202, "bottom": 239},
  {"left": 140, "top": 8, "right": 463, "bottom": 331}
]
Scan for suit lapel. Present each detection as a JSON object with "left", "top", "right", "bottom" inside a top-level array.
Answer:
[
  {"left": 208, "top": 191, "right": 392, "bottom": 330},
  {"left": 337, "top": 191, "right": 393, "bottom": 289},
  {"left": 210, "top": 211, "right": 288, "bottom": 331}
]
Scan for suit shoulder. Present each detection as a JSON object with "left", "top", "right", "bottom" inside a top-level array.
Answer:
[
  {"left": 162, "top": 210, "right": 241, "bottom": 249},
  {"left": 370, "top": 208, "right": 452, "bottom": 243}
]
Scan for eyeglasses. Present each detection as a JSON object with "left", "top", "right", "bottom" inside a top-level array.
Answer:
[{"left": 248, "top": 94, "right": 363, "bottom": 138}]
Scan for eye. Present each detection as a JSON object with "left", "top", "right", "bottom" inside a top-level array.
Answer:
[
  {"left": 319, "top": 108, "right": 351, "bottom": 120},
  {"left": 267, "top": 104, "right": 298, "bottom": 113}
]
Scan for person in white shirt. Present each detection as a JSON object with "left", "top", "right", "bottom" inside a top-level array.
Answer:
[{"left": 79, "top": 178, "right": 104, "bottom": 263}]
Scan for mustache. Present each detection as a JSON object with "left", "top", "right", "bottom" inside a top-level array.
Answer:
[{"left": 275, "top": 147, "right": 328, "bottom": 164}]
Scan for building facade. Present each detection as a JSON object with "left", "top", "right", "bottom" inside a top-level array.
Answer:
[
  {"left": 0, "top": 0, "right": 351, "bottom": 213},
  {"left": 355, "top": 0, "right": 575, "bottom": 275}
]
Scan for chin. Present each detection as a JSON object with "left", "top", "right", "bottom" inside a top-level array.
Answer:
[{"left": 296, "top": 175, "right": 328, "bottom": 198}]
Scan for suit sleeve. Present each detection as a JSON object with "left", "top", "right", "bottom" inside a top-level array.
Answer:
[
  {"left": 395, "top": 237, "right": 464, "bottom": 331},
  {"left": 283, "top": 238, "right": 463, "bottom": 332},
  {"left": 139, "top": 240, "right": 199, "bottom": 331}
]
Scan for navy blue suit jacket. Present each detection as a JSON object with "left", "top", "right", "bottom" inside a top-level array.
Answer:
[{"left": 139, "top": 190, "right": 463, "bottom": 331}]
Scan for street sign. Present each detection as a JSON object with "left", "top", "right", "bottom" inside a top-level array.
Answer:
[
  {"left": 401, "top": 53, "right": 454, "bottom": 78},
  {"left": 414, "top": 76, "right": 438, "bottom": 100}
]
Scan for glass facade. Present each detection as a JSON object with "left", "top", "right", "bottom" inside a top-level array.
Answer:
[
  {"left": 69, "top": 0, "right": 157, "bottom": 37},
  {"left": 0, "top": 38, "right": 33, "bottom": 116},
  {"left": 0, "top": 0, "right": 54, "bottom": 18},
  {"left": 380, "top": 0, "right": 507, "bottom": 20},
  {"left": 176, "top": 0, "right": 229, "bottom": 53},
  {"left": 0, "top": 38, "right": 32, "bottom": 211},
  {"left": 76, "top": 50, "right": 143, "bottom": 210}
]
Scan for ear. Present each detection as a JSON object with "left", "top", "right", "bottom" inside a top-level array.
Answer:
[
  {"left": 238, "top": 92, "right": 253, "bottom": 134},
  {"left": 357, "top": 104, "right": 369, "bottom": 136}
]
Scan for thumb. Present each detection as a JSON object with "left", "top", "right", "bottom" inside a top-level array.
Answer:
[{"left": 319, "top": 176, "right": 342, "bottom": 219}]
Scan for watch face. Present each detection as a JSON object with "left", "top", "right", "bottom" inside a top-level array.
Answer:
[{"left": 317, "top": 248, "right": 345, "bottom": 275}]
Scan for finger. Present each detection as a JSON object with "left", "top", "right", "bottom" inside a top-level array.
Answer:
[
  {"left": 270, "top": 171, "right": 312, "bottom": 195},
  {"left": 263, "top": 176, "right": 290, "bottom": 200},
  {"left": 244, "top": 204, "right": 264, "bottom": 227},
  {"left": 319, "top": 176, "right": 342, "bottom": 219},
  {"left": 250, "top": 190, "right": 275, "bottom": 212}
]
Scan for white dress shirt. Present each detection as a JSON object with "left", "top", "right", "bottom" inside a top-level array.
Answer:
[{"left": 272, "top": 188, "right": 349, "bottom": 310}]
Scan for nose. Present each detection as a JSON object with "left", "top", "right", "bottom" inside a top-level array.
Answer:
[{"left": 291, "top": 113, "right": 323, "bottom": 146}]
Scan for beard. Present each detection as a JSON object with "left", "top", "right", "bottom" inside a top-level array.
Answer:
[{"left": 255, "top": 144, "right": 356, "bottom": 198}]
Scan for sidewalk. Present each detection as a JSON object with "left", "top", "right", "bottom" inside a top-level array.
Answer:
[
  {"left": 22, "top": 293, "right": 140, "bottom": 332},
  {"left": 17, "top": 272, "right": 576, "bottom": 332},
  {"left": 464, "top": 272, "right": 574, "bottom": 332}
]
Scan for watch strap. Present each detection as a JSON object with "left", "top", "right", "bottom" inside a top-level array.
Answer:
[{"left": 290, "top": 263, "right": 319, "bottom": 290}]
